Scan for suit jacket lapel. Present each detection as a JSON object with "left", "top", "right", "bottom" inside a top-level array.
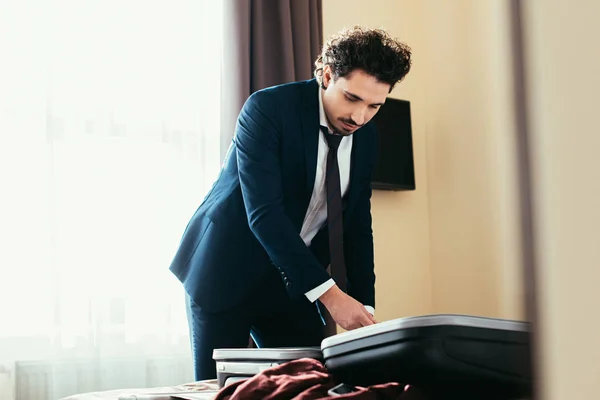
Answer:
[{"left": 300, "top": 80, "right": 320, "bottom": 206}]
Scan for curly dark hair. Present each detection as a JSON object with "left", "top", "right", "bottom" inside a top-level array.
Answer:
[{"left": 314, "top": 26, "right": 412, "bottom": 91}]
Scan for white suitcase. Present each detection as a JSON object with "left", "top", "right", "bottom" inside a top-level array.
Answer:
[{"left": 212, "top": 347, "right": 323, "bottom": 387}]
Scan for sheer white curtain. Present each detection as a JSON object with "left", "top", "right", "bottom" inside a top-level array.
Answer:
[{"left": 0, "top": 1, "right": 223, "bottom": 398}]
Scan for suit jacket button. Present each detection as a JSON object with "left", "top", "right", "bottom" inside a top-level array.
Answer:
[{"left": 286, "top": 282, "right": 292, "bottom": 288}]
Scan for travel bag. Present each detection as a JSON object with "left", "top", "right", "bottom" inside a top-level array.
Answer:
[{"left": 321, "top": 314, "right": 532, "bottom": 399}]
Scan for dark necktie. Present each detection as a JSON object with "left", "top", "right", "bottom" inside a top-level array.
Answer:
[{"left": 321, "top": 126, "right": 346, "bottom": 292}]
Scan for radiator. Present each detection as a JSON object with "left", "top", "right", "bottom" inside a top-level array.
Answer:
[{"left": 14, "top": 356, "right": 194, "bottom": 400}]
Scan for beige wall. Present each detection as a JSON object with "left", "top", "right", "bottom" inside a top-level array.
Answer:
[
  {"left": 522, "top": 0, "right": 600, "bottom": 398},
  {"left": 420, "top": 1, "right": 523, "bottom": 319},
  {"left": 323, "top": 0, "right": 524, "bottom": 321}
]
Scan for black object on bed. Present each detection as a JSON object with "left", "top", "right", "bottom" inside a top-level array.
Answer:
[{"left": 320, "top": 314, "right": 532, "bottom": 399}]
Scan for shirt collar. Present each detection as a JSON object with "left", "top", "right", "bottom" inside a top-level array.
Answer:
[{"left": 318, "top": 87, "right": 333, "bottom": 134}]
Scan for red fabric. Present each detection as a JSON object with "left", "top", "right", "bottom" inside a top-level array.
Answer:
[{"left": 213, "top": 358, "right": 427, "bottom": 400}]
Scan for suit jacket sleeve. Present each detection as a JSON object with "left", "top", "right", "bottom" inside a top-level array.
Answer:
[{"left": 235, "top": 90, "right": 332, "bottom": 299}]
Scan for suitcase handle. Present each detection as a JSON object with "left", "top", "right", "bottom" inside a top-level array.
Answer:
[{"left": 217, "top": 361, "right": 278, "bottom": 374}]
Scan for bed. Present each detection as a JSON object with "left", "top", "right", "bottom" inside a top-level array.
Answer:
[{"left": 59, "top": 379, "right": 220, "bottom": 400}]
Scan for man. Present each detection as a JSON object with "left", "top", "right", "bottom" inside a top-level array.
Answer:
[{"left": 169, "top": 26, "right": 412, "bottom": 380}]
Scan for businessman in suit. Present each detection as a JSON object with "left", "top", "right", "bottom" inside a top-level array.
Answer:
[{"left": 169, "top": 27, "right": 412, "bottom": 380}]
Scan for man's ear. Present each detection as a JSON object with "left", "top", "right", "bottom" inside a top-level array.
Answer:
[{"left": 322, "top": 65, "right": 332, "bottom": 89}]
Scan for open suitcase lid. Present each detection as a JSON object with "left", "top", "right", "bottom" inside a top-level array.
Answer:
[
  {"left": 213, "top": 347, "right": 322, "bottom": 361},
  {"left": 321, "top": 314, "right": 529, "bottom": 349}
]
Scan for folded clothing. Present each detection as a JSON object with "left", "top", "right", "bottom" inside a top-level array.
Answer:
[{"left": 213, "top": 357, "right": 426, "bottom": 400}]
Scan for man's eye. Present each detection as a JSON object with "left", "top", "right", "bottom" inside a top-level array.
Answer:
[{"left": 345, "top": 96, "right": 357, "bottom": 102}]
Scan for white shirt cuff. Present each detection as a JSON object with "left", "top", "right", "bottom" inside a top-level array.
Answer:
[
  {"left": 305, "top": 281, "right": 376, "bottom": 317},
  {"left": 305, "top": 279, "right": 335, "bottom": 303}
]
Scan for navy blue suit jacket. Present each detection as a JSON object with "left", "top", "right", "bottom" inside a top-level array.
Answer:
[{"left": 169, "top": 79, "right": 377, "bottom": 313}]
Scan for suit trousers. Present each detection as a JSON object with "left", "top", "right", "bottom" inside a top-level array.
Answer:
[{"left": 185, "top": 267, "right": 329, "bottom": 381}]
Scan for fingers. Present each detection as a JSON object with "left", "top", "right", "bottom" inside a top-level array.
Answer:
[
  {"left": 344, "top": 314, "right": 370, "bottom": 330},
  {"left": 358, "top": 311, "right": 375, "bottom": 327},
  {"left": 368, "top": 312, "right": 377, "bottom": 324},
  {"left": 361, "top": 306, "right": 377, "bottom": 324},
  {"left": 345, "top": 314, "right": 375, "bottom": 331}
]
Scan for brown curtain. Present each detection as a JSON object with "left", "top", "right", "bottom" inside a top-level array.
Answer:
[
  {"left": 219, "top": 0, "right": 328, "bottom": 346},
  {"left": 220, "top": 0, "right": 323, "bottom": 163}
]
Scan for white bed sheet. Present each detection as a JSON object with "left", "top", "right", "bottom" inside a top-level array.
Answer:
[{"left": 59, "top": 379, "right": 220, "bottom": 400}]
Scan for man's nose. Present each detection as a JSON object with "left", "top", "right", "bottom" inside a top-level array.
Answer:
[{"left": 351, "top": 108, "right": 366, "bottom": 126}]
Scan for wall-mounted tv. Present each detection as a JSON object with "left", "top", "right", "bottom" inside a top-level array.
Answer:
[{"left": 370, "top": 97, "right": 416, "bottom": 191}]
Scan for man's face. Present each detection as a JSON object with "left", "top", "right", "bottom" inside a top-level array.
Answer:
[{"left": 321, "top": 66, "right": 390, "bottom": 136}]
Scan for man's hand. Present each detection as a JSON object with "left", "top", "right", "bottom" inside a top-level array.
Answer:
[{"left": 319, "top": 285, "right": 376, "bottom": 331}]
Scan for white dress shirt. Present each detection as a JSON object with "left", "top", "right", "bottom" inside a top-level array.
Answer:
[{"left": 300, "top": 89, "right": 374, "bottom": 316}]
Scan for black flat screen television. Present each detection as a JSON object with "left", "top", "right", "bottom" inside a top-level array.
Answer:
[{"left": 370, "top": 97, "right": 416, "bottom": 191}]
